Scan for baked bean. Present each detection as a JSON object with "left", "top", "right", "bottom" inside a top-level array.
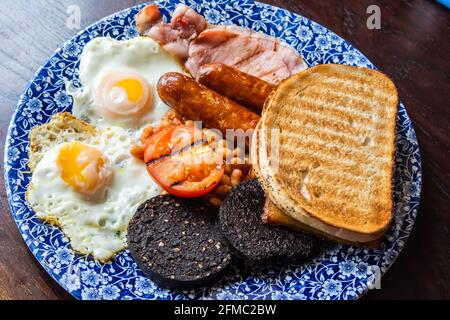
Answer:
[
  {"left": 160, "top": 119, "right": 171, "bottom": 127},
  {"left": 231, "top": 169, "right": 243, "bottom": 186},
  {"left": 209, "top": 196, "right": 222, "bottom": 206},
  {"left": 246, "top": 168, "right": 257, "bottom": 180},
  {"left": 224, "top": 165, "right": 232, "bottom": 175},
  {"left": 130, "top": 144, "right": 145, "bottom": 160},
  {"left": 185, "top": 120, "right": 195, "bottom": 127},
  {"left": 220, "top": 174, "right": 231, "bottom": 186},
  {"left": 215, "top": 185, "right": 232, "bottom": 195},
  {"left": 141, "top": 126, "right": 155, "bottom": 144},
  {"left": 167, "top": 110, "right": 176, "bottom": 117},
  {"left": 166, "top": 110, "right": 182, "bottom": 125}
]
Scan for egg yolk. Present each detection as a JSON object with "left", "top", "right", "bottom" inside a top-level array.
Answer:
[
  {"left": 97, "top": 70, "right": 153, "bottom": 119},
  {"left": 114, "top": 79, "right": 143, "bottom": 103},
  {"left": 57, "top": 142, "right": 112, "bottom": 197}
]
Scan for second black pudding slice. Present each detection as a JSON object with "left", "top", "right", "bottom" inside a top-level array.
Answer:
[
  {"left": 219, "top": 180, "right": 317, "bottom": 262},
  {"left": 128, "top": 195, "right": 232, "bottom": 289}
]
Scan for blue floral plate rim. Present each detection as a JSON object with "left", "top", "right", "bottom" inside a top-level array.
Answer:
[{"left": 4, "top": 0, "right": 421, "bottom": 300}]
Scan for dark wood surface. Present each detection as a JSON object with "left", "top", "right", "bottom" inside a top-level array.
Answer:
[{"left": 0, "top": 0, "right": 448, "bottom": 300}]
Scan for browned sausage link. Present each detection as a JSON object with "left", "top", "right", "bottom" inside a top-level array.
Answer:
[
  {"left": 196, "top": 63, "right": 275, "bottom": 114},
  {"left": 157, "top": 72, "right": 261, "bottom": 134}
]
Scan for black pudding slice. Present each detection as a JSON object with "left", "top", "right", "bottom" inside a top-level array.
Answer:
[
  {"left": 219, "top": 180, "right": 317, "bottom": 263},
  {"left": 128, "top": 195, "right": 232, "bottom": 290}
]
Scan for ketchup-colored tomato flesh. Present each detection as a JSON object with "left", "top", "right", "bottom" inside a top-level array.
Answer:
[{"left": 143, "top": 125, "right": 224, "bottom": 198}]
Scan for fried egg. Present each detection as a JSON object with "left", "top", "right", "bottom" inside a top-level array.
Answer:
[
  {"left": 68, "top": 37, "right": 184, "bottom": 130},
  {"left": 27, "top": 119, "right": 161, "bottom": 261}
]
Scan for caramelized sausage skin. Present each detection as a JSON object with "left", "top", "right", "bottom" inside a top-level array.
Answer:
[
  {"left": 157, "top": 72, "right": 260, "bottom": 134},
  {"left": 196, "top": 63, "right": 275, "bottom": 114}
]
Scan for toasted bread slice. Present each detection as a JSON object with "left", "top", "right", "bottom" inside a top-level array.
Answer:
[
  {"left": 252, "top": 119, "right": 385, "bottom": 244},
  {"left": 256, "top": 64, "right": 397, "bottom": 237}
]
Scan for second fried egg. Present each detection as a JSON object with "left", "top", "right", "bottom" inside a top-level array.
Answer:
[{"left": 27, "top": 122, "right": 161, "bottom": 261}]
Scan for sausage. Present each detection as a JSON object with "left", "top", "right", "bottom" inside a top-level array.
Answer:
[
  {"left": 157, "top": 72, "right": 260, "bottom": 134},
  {"left": 196, "top": 63, "right": 275, "bottom": 114}
]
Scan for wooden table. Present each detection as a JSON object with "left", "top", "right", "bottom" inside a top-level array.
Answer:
[{"left": 0, "top": 0, "right": 449, "bottom": 300}]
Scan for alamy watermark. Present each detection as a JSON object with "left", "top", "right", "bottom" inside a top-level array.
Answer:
[
  {"left": 366, "top": 5, "right": 381, "bottom": 30},
  {"left": 67, "top": 5, "right": 81, "bottom": 31}
]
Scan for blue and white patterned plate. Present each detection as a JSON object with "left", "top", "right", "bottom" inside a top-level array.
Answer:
[{"left": 4, "top": 0, "right": 421, "bottom": 300}]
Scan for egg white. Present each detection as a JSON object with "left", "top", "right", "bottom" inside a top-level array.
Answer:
[
  {"left": 27, "top": 126, "right": 161, "bottom": 261},
  {"left": 68, "top": 37, "right": 184, "bottom": 130}
]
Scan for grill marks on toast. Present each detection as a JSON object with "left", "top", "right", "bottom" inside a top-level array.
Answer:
[
  {"left": 280, "top": 131, "right": 392, "bottom": 169},
  {"left": 258, "top": 64, "right": 397, "bottom": 235},
  {"left": 288, "top": 123, "right": 375, "bottom": 148},
  {"left": 299, "top": 95, "right": 374, "bottom": 120},
  {"left": 283, "top": 111, "right": 393, "bottom": 158},
  {"left": 288, "top": 107, "right": 372, "bottom": 134},
  {"left": 282, "top": 129, "right": 375, "bottom": 159},
  {"left": 252, "top": 118, "right": 384, "bottom": 243}
]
